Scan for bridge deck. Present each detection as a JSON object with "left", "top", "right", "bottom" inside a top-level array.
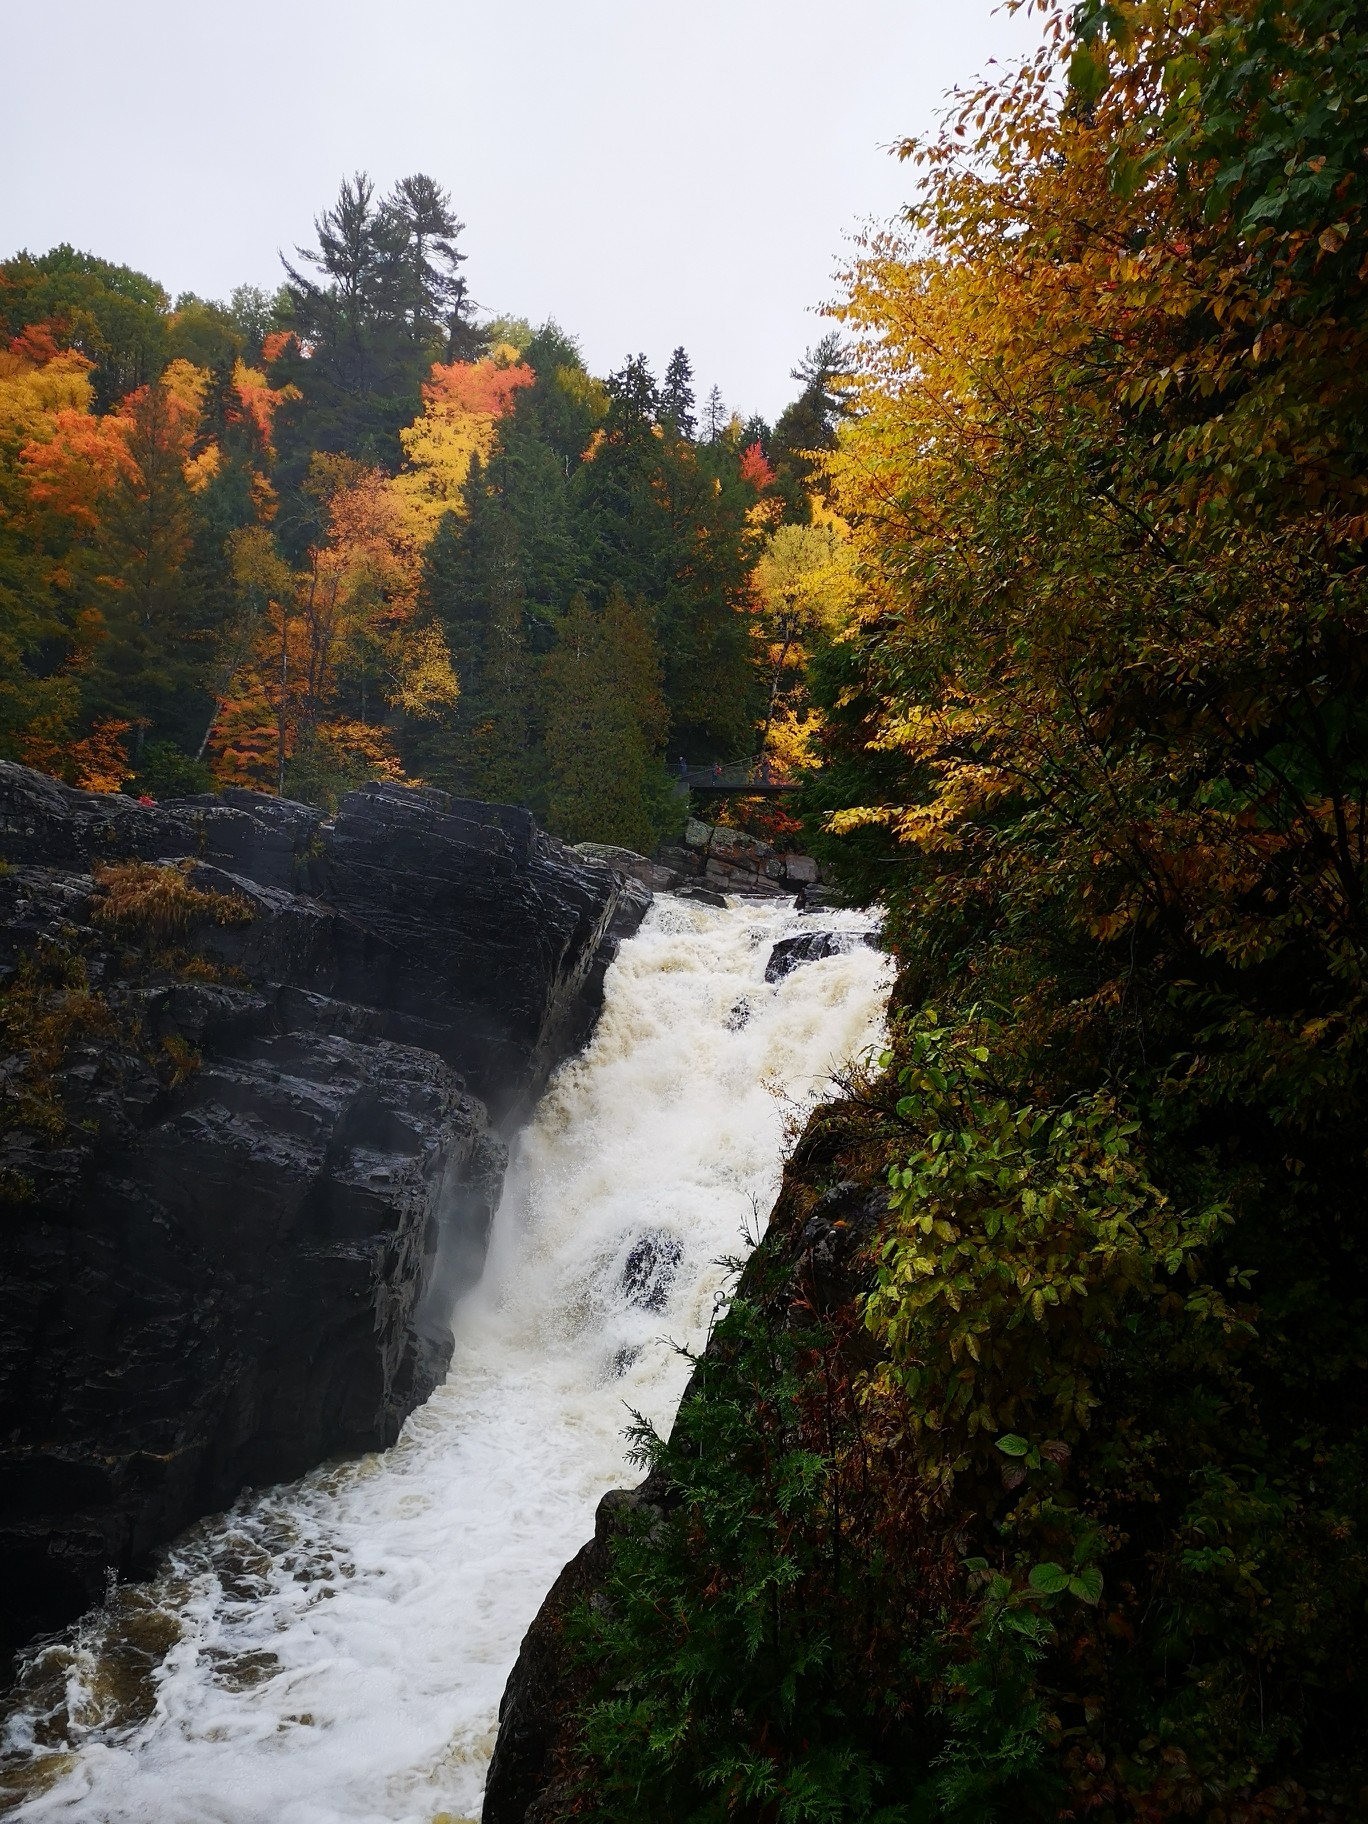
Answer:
[
  {"left": 683, "top": 781, "right": 801, "bottom": 798},
  {"left": 672, "top": 759, "right": 804, "bottom": 798}
]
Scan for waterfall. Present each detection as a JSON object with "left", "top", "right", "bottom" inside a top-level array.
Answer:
[{"left": 1, "top": 897, "right": 891, "bottom": 1823}]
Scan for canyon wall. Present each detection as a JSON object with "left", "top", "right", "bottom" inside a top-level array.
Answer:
[{"left": 0, "top": 765, "right": 644, "bottom": 1675}]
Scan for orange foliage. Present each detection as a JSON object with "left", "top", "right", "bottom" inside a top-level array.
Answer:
[
  {"left": 21, "top": 408, "right": 134, "bottom": 529},
  {"left": 67, "top": 718, "right": 131, "bottom": 793},
  {"left": 421, "top": 358, "right": 534, "bottom": 418},
  {"left": 231, "top": 360, "right": 296, "bottom": 453}
]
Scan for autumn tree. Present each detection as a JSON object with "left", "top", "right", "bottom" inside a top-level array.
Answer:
[
  {"left": 749, "top": 517, "right": 855, "bottom": 770},
  {"left": 0, "top": 340, "right": 97, "bottom": 768},
  {"left": 0, "top": 246, "right": 170, "bottom": 409},
  {"left": 209, "top": 454, "right": 454, "bottom": 804}
]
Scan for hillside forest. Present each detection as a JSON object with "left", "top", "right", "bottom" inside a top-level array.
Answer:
[{"left": 0, "top": 176, "right": 851, "bottom": 851}]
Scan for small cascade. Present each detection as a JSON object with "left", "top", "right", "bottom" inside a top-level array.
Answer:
[{"left": 1, "top": 897, "right": 891, "bottom": 1824}]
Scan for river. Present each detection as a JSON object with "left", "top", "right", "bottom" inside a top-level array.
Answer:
[{"left": 1, "top": 895, "right": 891, "bottom": 1823}]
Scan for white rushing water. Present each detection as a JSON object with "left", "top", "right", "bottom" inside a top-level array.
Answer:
[{"left": 1, "top": 896, "right": 891, "bottom": 1824}]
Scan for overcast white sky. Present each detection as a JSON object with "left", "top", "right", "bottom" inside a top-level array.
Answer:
[{"left": 4, "top": 1, "right": 1041, "bottom": 420}]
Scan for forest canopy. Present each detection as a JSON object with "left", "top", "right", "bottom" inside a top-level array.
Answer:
[{"left": 0, "top": 177, "right": 850, "bottom": 845}]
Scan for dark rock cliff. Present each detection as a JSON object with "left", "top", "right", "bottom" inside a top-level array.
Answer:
[{"left": 0, "top": 764, "right": 644, "bottom": 1677}]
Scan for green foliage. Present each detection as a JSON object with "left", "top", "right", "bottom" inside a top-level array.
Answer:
[
  {"left": 564, "top": 1252, "right": 1067, "bottom": 1824},
  {"left": 123, "top": 740, "right": 213, "bottom": 800},
  {"left": 865, "top": 1010, "right": 1239, "bottom": 1473},
  {"left": 543, "top": 591, "right": 668, "bottom": 850},
  {"left": 0, "top": 245, "right": 169, "bottom": 407}
]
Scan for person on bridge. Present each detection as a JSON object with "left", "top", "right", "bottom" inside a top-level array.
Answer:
[
  {"left": 678, "top": 755, "right": 688, "bottom": 777},
  {"left": 712, "top": 760, "right": 722, "bottom": 781}
]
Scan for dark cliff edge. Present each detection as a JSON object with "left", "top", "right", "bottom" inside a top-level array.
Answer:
[
  {"left": 0, "top": 762, "right": 647, "bottom": 1678},
  {"left": 482, "top": 1113, "right": 887, "bottom": 1824}
]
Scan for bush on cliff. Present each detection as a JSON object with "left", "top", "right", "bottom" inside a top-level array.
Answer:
[{"left": 544, "top": 4, "right": 1368, "bottom": 1817}]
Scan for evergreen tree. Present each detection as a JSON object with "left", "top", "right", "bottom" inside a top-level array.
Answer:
[
  {"left": 383, "top": 174, "right": 476, "bottom": 359},
  {"left": 275, "top": 172, "right": 473, "bottom": 472},
  {"left": 576, "top": 357, "right": 757, "bottom": 759},
  {"left": 471, "top": 558, "right": 534, "bottom": 805},
  {"left": 660, "top": 346, "right": 696, "bottom": 439},
  {"left": 769, "top": 333, "right": 850, "bottom": 518},
  {"left": 411, "top": 470, "right": 537, "bottom": 802},
  {"left": 543, "top": 589, "right": 667, "bottom": 851},
  {"left": 702, "top": 384, "right": 727, "bottom": 443}
]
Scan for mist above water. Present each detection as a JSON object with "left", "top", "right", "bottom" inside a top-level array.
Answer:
[{"left": 2, "top": 897, "right": 891, "bottom": 1824}]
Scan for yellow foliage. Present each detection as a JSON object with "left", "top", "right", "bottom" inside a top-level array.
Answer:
[
  {"left": 388, "top": 622, "right": 459, "bottom": 719},
  {"left": 0, "top": 348, "right": 95, "bottom": 449},
  {"left": 750, "top": 518, "right": 860, "bottom": 764},
  {"left": 183, "top": 443, "right": 221, "bottom": 492},
  {"left": 91, "top": 860, "right": 253, "bottom": 942},
  {"left": 390, "top": 358, "right": 535, "bottom": 545}
]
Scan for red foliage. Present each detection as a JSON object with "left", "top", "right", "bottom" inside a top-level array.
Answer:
[
  {"left": 738, "top": 440, "right": 776, "bottom": 492},
  {"left": 7, "top": 323, "right": 66, "bottom": 365}
]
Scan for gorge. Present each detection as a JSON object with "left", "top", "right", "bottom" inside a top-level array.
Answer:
[
  {"left": 0, "top": 766, "right": 891, "bottom": 1820},
  {"left": 0, "top": 763, "right": 643, "bottom": 1682}
]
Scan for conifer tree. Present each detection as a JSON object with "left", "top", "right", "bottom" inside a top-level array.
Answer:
[
  {"left": 660, "top": 346, "right": 696, "bottom": 440},
  {"left": 702, "top": 384, "right": 727, "bottom": 444},
  {"left": 543, "top": 589, "right": 666, "bottom": 851}
]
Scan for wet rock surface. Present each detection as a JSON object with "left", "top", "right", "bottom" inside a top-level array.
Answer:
[
  {"left": 0, "top": 764, "right": 645, "bottom": 1676},
  {"left": 619, "top": 1234, "right": 684, "bottom": 1311},
  {"left": 765, "top": 927, "right": 883, "bottom": 983},
  {"left": 572, "top": 842, "right": 683, "bottom": 894},
  {"left": 663, "top": 819, "right": 830, "bottom": 900}
]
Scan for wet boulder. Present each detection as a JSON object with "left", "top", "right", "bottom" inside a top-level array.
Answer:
[{"left": 764, "top": 927, "right": 881, "bottom": 983}]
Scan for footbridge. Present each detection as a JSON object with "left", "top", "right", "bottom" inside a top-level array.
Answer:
[{"left": 671, "top": 758, "right": 803, "bottom": 800}]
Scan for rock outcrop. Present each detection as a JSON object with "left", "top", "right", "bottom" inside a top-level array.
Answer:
[
  {"left": 764, "top": 927, "right": 882, "bottom": 983},
  {"left": 0, "top": 765, "right": 644, "bottom": 1676},
  {"left": 657, "top": 819, "right": 832, "bottom": 902}
]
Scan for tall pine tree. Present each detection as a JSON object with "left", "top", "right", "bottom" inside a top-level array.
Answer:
[{"left": 660, "top": 346, "right": 696, "bottom": 440}]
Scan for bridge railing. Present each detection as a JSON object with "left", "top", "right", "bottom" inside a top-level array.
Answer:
[{"left": 669, "top": 755, "right": 796, "bottom": 790}]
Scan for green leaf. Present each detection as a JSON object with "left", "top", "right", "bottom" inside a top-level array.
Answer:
[
  {"left": 996, "top": 1433, "right": 1031, "bottom": 1457},
  {"left": 1029, "top": 1561, "right": 1071, "bottom": 1596},
  {"left": 1068, "top": 1566, "right": 1104, "bottom": 1604}
]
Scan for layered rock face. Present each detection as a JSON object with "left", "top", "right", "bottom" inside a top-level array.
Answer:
[
  {"left": 0, "top": 765, "right": 641, "bottom": 1675},
  {"left": 658, "top": 818, "right": 828, "bottom": 899}
]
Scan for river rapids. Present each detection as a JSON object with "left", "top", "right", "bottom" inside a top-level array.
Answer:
[{"left": 1, "top": 895, "right": 891, "bottom": 1822}]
